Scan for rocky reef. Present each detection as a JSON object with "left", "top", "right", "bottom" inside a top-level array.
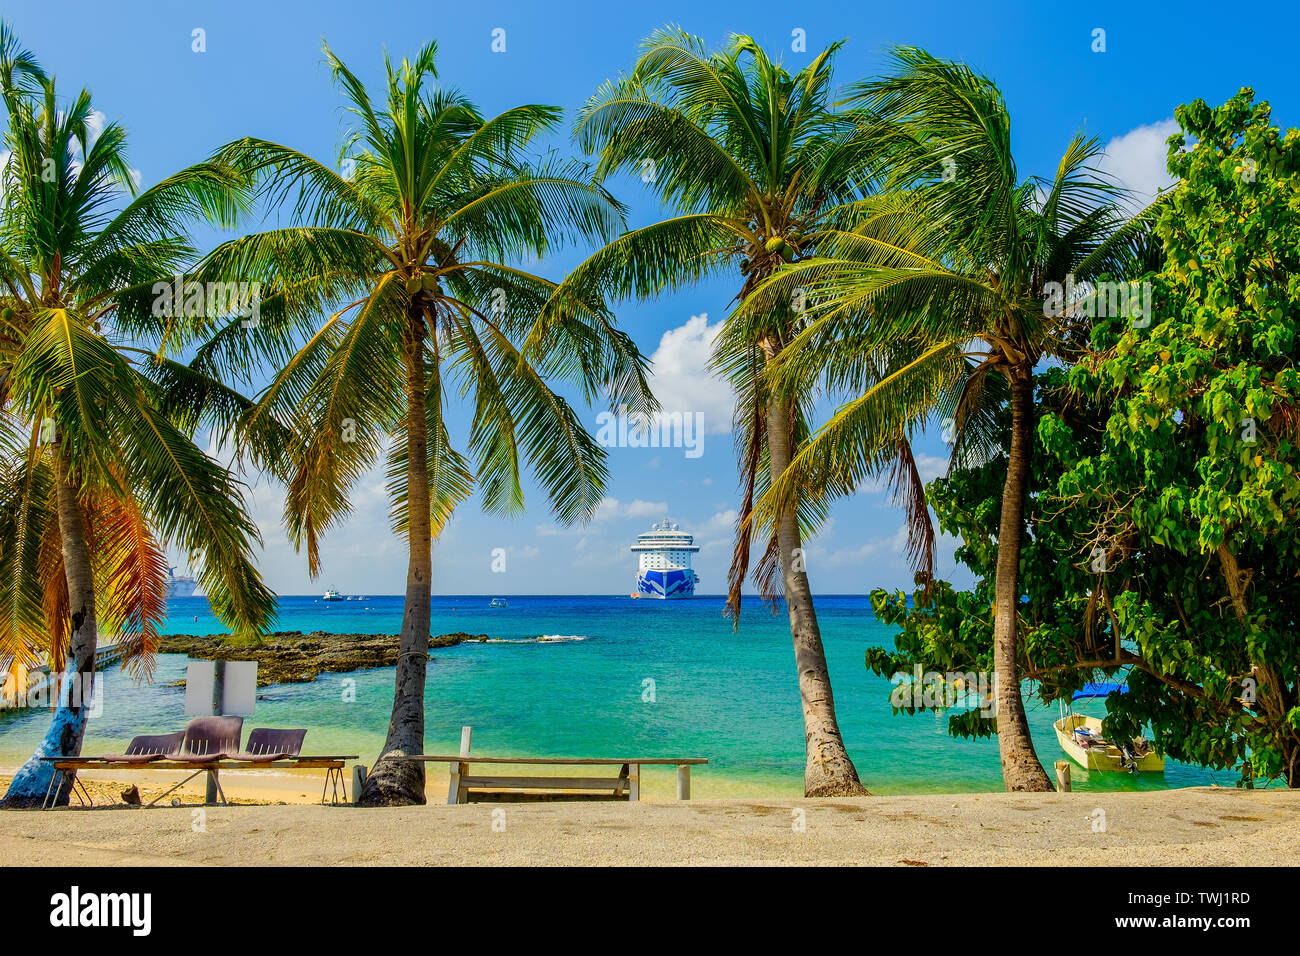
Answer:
[{"left": 158, "top": 631, "right": 488, "bottom": 686}]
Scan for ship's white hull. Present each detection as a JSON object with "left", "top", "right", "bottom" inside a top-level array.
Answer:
[{"left": 166, "top": 579, "right": 198, "bottom": 599}]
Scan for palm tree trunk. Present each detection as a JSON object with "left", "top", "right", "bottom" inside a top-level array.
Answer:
[
  {"left": 1, "top": 448, "right": 99, "bottom": 808},
  {"left": 358, "top": 321, "right": 431, "bottom": 807},
  {"left": 765, "top": 393, "right": 868, "bottom": 796},
  {"left": 993, "top": 371, "right": 1052, "bottom": 792}
]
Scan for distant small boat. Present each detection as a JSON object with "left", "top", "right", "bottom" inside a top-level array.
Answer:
[
  {"left": 322, "top": 588, "right": 344, "bottom": 602},
  {"left": 1055, "top": 683, "right": 1164, "bottom": 774},
  {"left": 488, "top": 597, "right": 508, "bottom": 608}
]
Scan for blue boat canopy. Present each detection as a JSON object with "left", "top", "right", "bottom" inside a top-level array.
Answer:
[{"left": 1073, "top": 682, "right": 1128, "bottom": 700}]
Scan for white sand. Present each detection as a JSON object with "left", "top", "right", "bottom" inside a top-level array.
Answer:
[{"left": 3, "top": 786, "right": 1297, "bottom": 866}]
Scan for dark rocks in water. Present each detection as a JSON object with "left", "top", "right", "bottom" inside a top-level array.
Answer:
[{"left": 158, "top": 631, "right": 484, "bottom": 687}]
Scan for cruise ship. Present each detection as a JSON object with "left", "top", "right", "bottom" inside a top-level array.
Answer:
[
  {"left": 166, "top": 567, "right": 198, "bottom": 599},
  {"left": 630, "top": 518, "right": 699, "bottom": 599}
]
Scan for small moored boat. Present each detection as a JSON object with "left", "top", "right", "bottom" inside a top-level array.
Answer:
[
  {"left": 1054, "top": 683, "right": 1164, "bottom": 774},
  {"left": 488, "top": 597, "right": 508, "bottom": 608}
]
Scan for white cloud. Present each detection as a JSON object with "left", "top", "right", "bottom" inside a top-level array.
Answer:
[
  {"left": 705, "top": 508, "right": 738, "bottom": 530},
  {"left": 889, "top": 524, "right": 910, "bottom": 554},
  {"left": 1098, "top": 118, "right": 1180, "bottom": 207},
  {"left": 803, "top": 524, "right": 911, "bottom": 570},
  {"left": 537, "top": 496, "right": 671, "bottom": 528},
  {"left": 569, "top": 536, "right": 632, "bottom": 570},
  {"left": 70, "top": 110, "right": 143, "bottom": 193},
  {"left": 913, "top": 452, "right": 949, "bottom": 484},
  {"left": 646, "top": 313, "right": 734, "bottom": 435},
  {"left": 625, "top": 499, "right": 670, "bottom": 518},
  {"left": 804, "top": 537, "right": 887, "bottom": 569},
  {"left": 533, "top": 523, "right": 584, "bottom": 537},
  {"left": 855, "top": 451, "right": 949, "bottom": 495},
  {"left": 85, "top": 110, "right": 107, "bottom": 142}
]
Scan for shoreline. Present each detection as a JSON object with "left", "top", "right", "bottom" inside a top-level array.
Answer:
[{"left": 2, "top": 787, "right": 1294, "bottom": 866}]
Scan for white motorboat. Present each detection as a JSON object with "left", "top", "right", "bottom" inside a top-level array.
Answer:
[{"left": 1054, "top": 683, "right": 1164, "bottom": 774}]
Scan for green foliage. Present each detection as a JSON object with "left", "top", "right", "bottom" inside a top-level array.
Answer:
[
  {"left": 744, "top": 46, "right": 1144, "bottom": 583},
  {"left": 1063, "top": 89, "right": 1300, "bottom": 782},
  {"left": 867, "top": 370, "right": 1103, "bottom": 740},
  {"left": 871, "top": 90, "right": 1300, "bottom": 785},
  {"left": 567, "top": 28, "right": 868, "bottom": 619},
  {"left": 196, "top": 41, "right": 653, "bottom": 574},
  {"left": 0, "top": 25, "right": 275, "bottom": 677}
]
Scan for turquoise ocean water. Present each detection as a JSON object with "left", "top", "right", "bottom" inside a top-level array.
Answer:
[{"left": 0, "top": 594, "right": 1229, "bottom": 795}]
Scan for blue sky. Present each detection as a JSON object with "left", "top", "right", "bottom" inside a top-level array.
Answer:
[{"left": 9, "top": 0, "right": 1298, "bottom": 596}]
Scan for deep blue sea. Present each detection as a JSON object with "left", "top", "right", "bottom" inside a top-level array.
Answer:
[{"left": 0, "top": 594, "right": 1232, "bottom": 795}]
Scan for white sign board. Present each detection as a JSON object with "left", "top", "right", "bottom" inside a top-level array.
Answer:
[{"left": 185, "top": 660, "right": 257, "bottom": 717}]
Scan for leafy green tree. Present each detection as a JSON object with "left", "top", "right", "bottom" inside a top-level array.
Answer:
[
  {"left": 747, "top": 48, "right": 1148, "bottom": 791},
  {"left": 0, "top": 26, "right": 275, "bottom": 807},
  {"left": 195, "top": 42, "right": 652, "bottom": 806},
  {"left": 1056, "top": 88, "right": 1300, "bottom": 784},
  {"left": 867, "top": 368, "right": 1111, "bottom": 743},
  {"left": 868, "top": 88, "right": 1300, "bottom": 788},
  {"left": 560, "top": 28, "right": 875, "bottom": 794}
]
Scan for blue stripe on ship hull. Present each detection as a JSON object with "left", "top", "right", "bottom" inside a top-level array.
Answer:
[{"left": 636, "top": 569, "right": 696, "bottom": 599}]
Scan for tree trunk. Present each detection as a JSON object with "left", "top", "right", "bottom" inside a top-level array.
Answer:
[
  {"left": 357, "top": 321, "right": 431, "bottom": 807},
  {"left": 765, "top": 392, "right": 868, "bottom": 796},
  {"left": 1284, "top": 742, "right": 1300, "bottom": 789},
  {"left": 992, "top": 371, "right": 1053, "bottom": 792},
  {"left": 1219, "top": 546, "right": 1299, "bottom": 787},
  {"left": 1, "top": 448, "right": 99, "bottom": 808}
]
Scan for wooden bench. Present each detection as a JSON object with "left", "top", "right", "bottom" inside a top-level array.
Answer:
[
  {"left": 401, "top": 727, "right": 706, "bottom": 804},
  {"left": 42, "top": 756, "right": 357, "bottom": 808}
]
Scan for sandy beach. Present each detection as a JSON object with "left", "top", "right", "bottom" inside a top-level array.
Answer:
[{"left": 3, "top": 783, "right": 1296, "bottom": 866}]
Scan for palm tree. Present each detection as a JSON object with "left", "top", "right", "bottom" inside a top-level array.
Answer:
[
  {"left": 746, "top": 48, "right": 1152, "bottom": 791},
  {"left": 0, "top": 26, "right": 276, "bottom": 807},
  {"left": 558, "top": 29, "right": 874, "bottom": 795},
  {"left": 196, "top": 42, "right": 653, "bottom": 806}
]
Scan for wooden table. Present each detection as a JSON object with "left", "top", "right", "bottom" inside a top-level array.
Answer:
[{"left": 402, "top": 754, "right": 709, "bottom": 804}]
